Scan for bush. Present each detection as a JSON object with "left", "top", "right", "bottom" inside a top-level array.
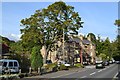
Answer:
[
  {"left": 59, "top": 64, "right": 68, "bottom": 70},
  {"left": 31, "top": 46, "right": 43, "bottom": 71},
  {"left": 44, "top": 63, "right": 58, "bottom": 72},
  {"left": 74, "top": 63, "right": 84, "bottom": 68}
]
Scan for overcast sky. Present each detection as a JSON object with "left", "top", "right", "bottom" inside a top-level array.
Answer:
[{"left": 1, "top": 1, "right": 118, "bottom": 41}]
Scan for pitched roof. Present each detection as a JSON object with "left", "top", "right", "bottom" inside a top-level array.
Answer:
[
  {"left": 68, "top": 37, "right": 80, "bottom": 43},
  {"left": 82, "top": 39, "right": 90, "bottom": 45}
]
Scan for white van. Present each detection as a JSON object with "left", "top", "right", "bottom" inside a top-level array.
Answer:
[{"left": 0, "top": 59, "right": 20, "bottom": 74}]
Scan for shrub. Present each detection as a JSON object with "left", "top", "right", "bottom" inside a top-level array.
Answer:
[
  {"left": 74, "top": 63, "right": 84, "bottom": 68},
  {"left": 44, "top": 63, "right": 58, "bottom": 72},
  {"left": 59, "top": 64, "right": 68, "bottom": 70},
  {"left": 30, "top": 46, "right": 43, "bottom": 71}
]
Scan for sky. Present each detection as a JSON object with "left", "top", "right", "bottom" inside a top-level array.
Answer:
[{"left": 1, "top": 1, "right": 118, "bottom": 42}]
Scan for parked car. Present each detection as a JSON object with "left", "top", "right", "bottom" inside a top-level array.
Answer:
[
  {"left": 83, "top": 61, "right": 88, "bottom": 65},
  {"left": 103, "top": 60, "right": 109, "bottom": 66},
  {"left": 115, "top": 61, "right": 120, "bottom": 64},
  {"left": 109, "top": 60, "right": 113, "bottom": 64},
  {"left": 0, "top": 59, "right": 20, "bottom": 74},
  {"left": 57, "top": 60, "right": 70, "bottom": 67},
  {"left": 96, "top": 61, "right": 105, "bottom": 69}
]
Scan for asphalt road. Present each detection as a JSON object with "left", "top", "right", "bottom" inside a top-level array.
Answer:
[
  {"left": 53, "top": 64, "right": 118, "bottom": 78},
  {"left": 25, "top": 63, "right": 119, "bottom": 79}
]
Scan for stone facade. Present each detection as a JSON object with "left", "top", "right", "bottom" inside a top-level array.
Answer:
[{"left": 40, "top": 34, "right": 96, "bottom": 64}]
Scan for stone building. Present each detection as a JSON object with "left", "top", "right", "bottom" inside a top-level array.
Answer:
[{"left": 40, "top": 34, "right": 96, "bottom": 64}]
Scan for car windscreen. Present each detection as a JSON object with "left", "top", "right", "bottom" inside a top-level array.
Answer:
[{"left": 8, "top": 62, "right": 13, "bottom": 67}]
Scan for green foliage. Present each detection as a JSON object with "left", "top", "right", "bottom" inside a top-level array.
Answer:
[
  {"left": 9, "top": 41, "right": 23, "bottom": 54},
  {"left": 59, "top": 64, "right": 67, "bottom": 70},
  {"left": 102, "top": 38, "right": 111, "bottom": 57},
  {"left": 44, "top": 63, "right": 58, "bottom": 72},
  {"left": 114, "top": 19, "right": 120, "bottom": 26},
  {"left": 0, "top": 35, "right": 15, "bottom": 46},
  {"left": 113, "top": 20, "right": 120, "bottom": 60},
  {"left": 96, "top": 36, "right": 103, "bottom": 56},
  {"left": 99, "top": 53, "right": 107, "bottom": 60},
  {"left": 113, "top": 36, "right": 120, "bottom": 60},
  {"left": 31, "top": 46, "right": 43, "bottom": 70},
  {"left": 74, "top": 63, "right": 84, "bottom": 68},
  {"left": 96, "top": 36, "right": 113, "bottom": 60},
  {"left": 20, "top": 1, "right": 83, "bottom": 63}
]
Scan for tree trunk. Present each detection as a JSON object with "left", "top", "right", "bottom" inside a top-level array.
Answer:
[
  {"left": 43, "top": 45, "right": 47, "bottom": 64},
  {"left": 43, "top": 45, "right": 51, "bottom": 64}
]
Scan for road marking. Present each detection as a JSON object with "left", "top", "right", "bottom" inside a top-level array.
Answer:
[
  {"left": 81, "top": 76, "right": 87, "bottom": 78},
  {"left": 52, "top": 69, "right": 89, "bottom": 78},
  {"left": 103, "top": 68, "right": 106, "bottom": 70},
  {"left": 98, "top": 69, "right": 103, "bottom": 72},
  {"left": 103, "top": 64, "right": 115, "bottom": 71},
  {"left": 90, "top": 72, "right": 96, "bottom": 75},
  {"left": 106, "top": 64, "right": 115, "bottom": 69},
  {"left": 113, "top": 72, "right": 118, "bottom": 78}
]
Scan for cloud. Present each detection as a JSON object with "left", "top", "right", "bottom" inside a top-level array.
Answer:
[
  {"left": 100, "top": 36, "right": 107, "bottom": 41},
  {"left": 4, "top": 34, "right": 22, "bottom": 42}
]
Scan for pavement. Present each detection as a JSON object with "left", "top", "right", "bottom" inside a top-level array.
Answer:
[{"left": 22, "top": 64, "right": 119, "bottom": 79}]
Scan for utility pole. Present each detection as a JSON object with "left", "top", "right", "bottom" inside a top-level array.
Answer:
[{"left": 63, "top": 28, "right": 65, "bottom": 61}]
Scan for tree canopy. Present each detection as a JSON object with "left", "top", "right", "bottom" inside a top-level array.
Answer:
[
  {"left": 114, "top": 19, "right": 120, "bottom": 26},
  {"left": 20, "top": 1, "right": 83, "bottom": 63}
]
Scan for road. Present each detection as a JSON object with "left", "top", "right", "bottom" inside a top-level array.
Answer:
[{"left": 25, "top": 64, "right": 119, "bottom": 79}]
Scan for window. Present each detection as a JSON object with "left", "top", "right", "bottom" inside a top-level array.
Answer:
[
  {"left": 3, "top": 62, "right": 7, "bottom": 67},
  {"left": 9, "top": 62, "right": 13, "bottom": 67},
  {"left": 85, "top": 46, "right": 87, "bottom": 48},
  {"left": 14, "top": 62, "right": 18, "bottom": 67}
]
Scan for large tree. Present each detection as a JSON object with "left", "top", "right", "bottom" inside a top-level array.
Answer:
[
  {"left": 114, "top": 20, "right": 120, "bottom": 26},
  {"left": 102, "top": 37, "right": 111, "bottom": 60},
  {"left": 20, "top": 1, "right": 83, "bottom": 63},
  {"left": 96, "top": 35, "right": 103, "bottom": 56},
  {"left": 114, "top": 19, "right": 120, "bottom": 60}
]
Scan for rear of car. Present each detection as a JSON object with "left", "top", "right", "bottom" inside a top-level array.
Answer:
[
  {"left": 96, "top": 61, "right": 104, "bottom": 69},
  {"left": 58, "top": 60, "right": 70, "bottom": 67},
  {"left": 103, "top": 60, "right": 109, "bottom": 66}
]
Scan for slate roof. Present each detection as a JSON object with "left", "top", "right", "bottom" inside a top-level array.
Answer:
[
  {"left": 82, "top": 39, "right": 90, "bottom": 45},
  {"left": 68, "top": 37, "right": 80, "bottom": 43}
]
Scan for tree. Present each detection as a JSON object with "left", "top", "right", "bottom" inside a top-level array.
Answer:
[
  {"left": 96, "top": 35, "right": 103, "bottom": 56},
  {"left": 114, "top": 20, "right": 120, "bottom": 26},
  {"left": 102, "top": 37, "right": 111, "bottom": 60},
  {"left": 31, "top": 46, "right": 43, "bottom": 70},
  {"left": 114, "top": 19, "right": 120, "bottom": 60},
  {"left": 20, "top": 1, "right": 83, "bottom": 63}
]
